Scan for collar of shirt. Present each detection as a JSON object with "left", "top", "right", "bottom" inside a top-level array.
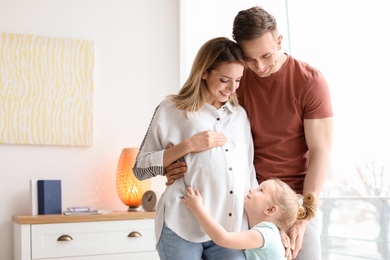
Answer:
[{"left": 203, "top": 101, "right": 235, "bottom": 113}]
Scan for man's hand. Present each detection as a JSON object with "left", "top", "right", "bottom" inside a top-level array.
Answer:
[
  {"left": 164, "top": 143, "right": 186, "bottom": 186},
  {"left": 165, "top": 161, "right": 186, "bottom": 186},
  {"left": 289, "top": 220, "right": 308, "bottom": 258},
  {"left": 279, "top": 229, "right": 292, "bottom": 260}
]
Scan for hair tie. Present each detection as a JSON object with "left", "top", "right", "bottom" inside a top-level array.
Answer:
[{"left": 298, "top": 196, "right": 303, "bottom": 207}]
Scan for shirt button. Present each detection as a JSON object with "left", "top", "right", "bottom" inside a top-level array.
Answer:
[
  {"left": 216, "top": 118, "right": 220, "bottom": 121},
  {"left": 229, "top": 167, "right": 232, "bottom": 171},
  {"left": 225, "top": 149, "right": 228, "bottom": 152},
  {"left": 229, "top": 213, "right": 232, "bottom": 217},
  {"left": 230, "top": 190, "right": 233, "bottom": 194}
]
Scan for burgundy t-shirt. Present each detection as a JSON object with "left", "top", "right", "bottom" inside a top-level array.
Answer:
[{"left": 237, "top": 55, "right": 333, "bottom": 194}]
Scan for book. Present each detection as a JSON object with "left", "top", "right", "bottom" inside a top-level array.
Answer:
[
  {"left": 37, "top": 180, "right": 62, "bottom": 215},
  {"left": 67, "top": 206, "right": 93, "bottom": 212},
  {"left": 29, "top": 179, "right": 38, "bottom": 215},
  {"left": 63, "top": 210, "right": 103, "bottom": 216}
]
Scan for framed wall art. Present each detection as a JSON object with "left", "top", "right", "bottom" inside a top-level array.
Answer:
[{"left": 0, "top": 32, "right": 95, "bottom": 146}]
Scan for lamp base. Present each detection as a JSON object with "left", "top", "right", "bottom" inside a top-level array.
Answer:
[{"left": 127, "top": 206, "right": 142, "bottom": 212}]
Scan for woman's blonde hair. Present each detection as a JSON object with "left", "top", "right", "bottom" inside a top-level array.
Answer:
[
  {"left": 168, "top": 37, "right": 245, "bottom": 118},
  {"left": 272, "top": 178, "right": 317, "bottom": 232}
]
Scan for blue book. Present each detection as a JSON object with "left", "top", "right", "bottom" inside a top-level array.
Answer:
[{"left": 37, "top": 180, "right": 62, "bottom": 215}]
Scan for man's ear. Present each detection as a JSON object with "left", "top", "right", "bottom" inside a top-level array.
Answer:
[
  {"left": 276, "top": 35, "right": 283, "bottom": 50},
  {"left": 264, "top": 205, "right": 278, "bottom": 215}
]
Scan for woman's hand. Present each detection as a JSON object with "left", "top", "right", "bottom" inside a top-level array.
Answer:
[
  {"left": 164, "top": 131, "right": 226, "bottom": 186},
  {"left": 188, "top": 131, "right": 227, "bottom": 152}
]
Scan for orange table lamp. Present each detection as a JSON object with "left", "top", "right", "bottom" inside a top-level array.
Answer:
[{"left": 116, "top": 147, "right": 151, "bottom": 211}]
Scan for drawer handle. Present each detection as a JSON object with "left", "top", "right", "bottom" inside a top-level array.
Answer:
[
  {"left": 128, "top": 231, "right": 142, "bottom": 237},
  {"left": 57, "top": 235, "right": 73, "bottom": 241}
]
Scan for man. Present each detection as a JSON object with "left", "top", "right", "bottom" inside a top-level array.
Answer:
[
  {"left": 231, "top": 6, "right": 333, "bottom": 260},
  {"left": 165, "top": 5, "right": 333, "bottom": 260}
]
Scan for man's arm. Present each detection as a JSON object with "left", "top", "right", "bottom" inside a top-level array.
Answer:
[
  {"left": 303, "top": 117, "right": 334, "bottom": 197},
  {"left": 289, "top": 117, "right": 334, "bottom": 258}
]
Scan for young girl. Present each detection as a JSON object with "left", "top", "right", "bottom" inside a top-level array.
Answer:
[{"left": 182, "top": 178, "right": 317, "bottom": 260}]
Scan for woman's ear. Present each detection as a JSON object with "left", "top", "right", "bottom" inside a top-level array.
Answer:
[
  {"left": 264, "top": 205, "right": 278, "bottom": 216},
  {"left": 201, "top": 71, "right": 208, "bottom": 79}
]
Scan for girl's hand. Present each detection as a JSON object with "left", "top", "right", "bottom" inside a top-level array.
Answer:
[{"left": 182, "top": 187, "right": 203, "bottom": 211}]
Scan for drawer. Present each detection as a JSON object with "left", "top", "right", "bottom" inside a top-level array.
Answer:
[
  {"left": 38, "top": 252, "right": 159, "bottom": 260},
  {"left": 31, "top": 219, "right": 155, "bottom": 259}
]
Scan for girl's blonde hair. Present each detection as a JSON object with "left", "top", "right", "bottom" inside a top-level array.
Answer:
[
  {"left": 168, "top": 37, "right": 245, "bottom": 118},
  {"left": 272, "top": 178, "right": 317, "bottom": 232}
]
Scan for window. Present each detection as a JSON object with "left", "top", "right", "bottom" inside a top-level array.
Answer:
[
  {"left": 287, "top": 1, "right": 390, "bottom": 259},
  {"left": 180, "top": 1, "right": 390, "bottom": 258}
]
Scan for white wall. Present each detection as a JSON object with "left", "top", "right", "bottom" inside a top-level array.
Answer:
[{"left": 0, "top": 0, "right": 178, "bottom": 259}]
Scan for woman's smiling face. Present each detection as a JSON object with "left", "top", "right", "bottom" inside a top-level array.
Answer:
[{"left": 202, "top": 62, "right": 244, "bottom": 109}]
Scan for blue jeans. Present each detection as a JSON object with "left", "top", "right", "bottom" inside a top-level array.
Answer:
[{"left": 157, "top": 223, "right": 246, "bottom": 260}]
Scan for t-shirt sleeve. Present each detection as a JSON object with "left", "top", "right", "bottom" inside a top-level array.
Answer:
[
  {"left": 252, "top": 222, "right": 280, "bottom": 249},
  {"left": 304, "top": 70, "right": 333, "bottom": 119}
]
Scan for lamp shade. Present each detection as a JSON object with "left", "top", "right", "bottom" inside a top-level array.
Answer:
[{"left": 116, "top": 147, "right": 151, "bottom": 211}]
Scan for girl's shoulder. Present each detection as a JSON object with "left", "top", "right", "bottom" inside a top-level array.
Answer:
[{"left": 252, "top": 222, "right": 279, "bottom": 232}]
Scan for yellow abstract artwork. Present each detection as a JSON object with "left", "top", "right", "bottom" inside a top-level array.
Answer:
[{"left": 0, "top": 33, "right": 94, "bottom": 146}]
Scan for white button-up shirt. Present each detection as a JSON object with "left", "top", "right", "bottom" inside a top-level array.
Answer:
[{"left": 134, "top": 98, "right": 257, "bottom": 243}]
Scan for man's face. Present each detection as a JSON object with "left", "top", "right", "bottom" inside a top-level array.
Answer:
[{"left": 239, "top": 32, "right": 283, "bottom": 78}]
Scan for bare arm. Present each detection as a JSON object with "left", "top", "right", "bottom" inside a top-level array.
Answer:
[
  {"left": 289, "top": 117, "right": 333, "bottom": 258},
  {"left": 182, "top": 187, "right": 263, "bottom": 250},
  {"left": 303, "top": 117, "right": 334, "bottom": 197}
]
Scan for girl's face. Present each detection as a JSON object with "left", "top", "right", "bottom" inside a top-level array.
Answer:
[
  {"left": 244, "top": 180, "right": 278, "bottom": 215},
  {"left": 202, "top": 62, "right": 244, "bottom": 109}
]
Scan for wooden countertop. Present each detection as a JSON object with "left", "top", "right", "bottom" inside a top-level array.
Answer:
[{"left": 13, "top": 211, "right": 155, "bottom": 224}]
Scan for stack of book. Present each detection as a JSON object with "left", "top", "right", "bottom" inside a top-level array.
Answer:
[{"left": 63, "top": 207, "right": 103, "bottom": 216}]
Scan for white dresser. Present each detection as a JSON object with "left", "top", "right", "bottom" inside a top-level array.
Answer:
[{"left": 13, "top": 211, "right": 159, "bottom": 260}]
